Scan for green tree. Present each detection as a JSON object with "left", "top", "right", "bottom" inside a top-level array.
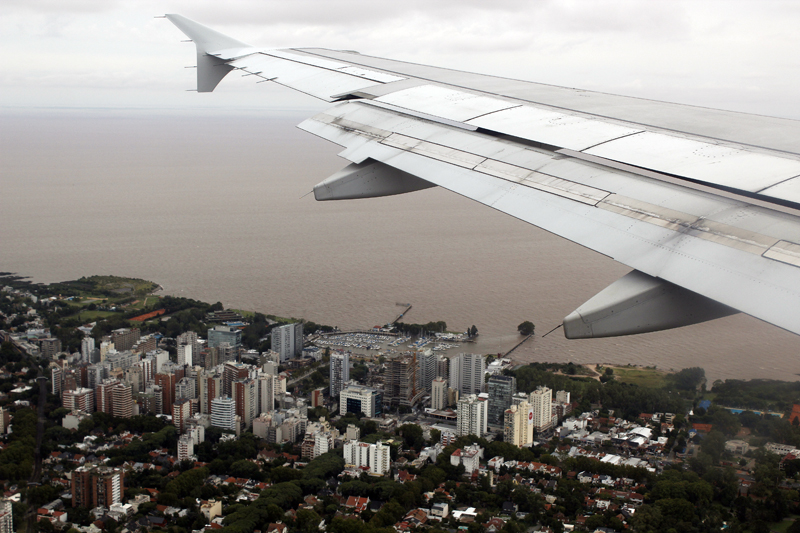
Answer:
[
  {"left": 296, "top": 509, "right": 322, "bottom": 533},
  {"left": 517, "top": 321, "right": 535, "bottom": 336},
  {"left": 398, "top": 424, "right": 424, "bottom": 451},
  {"left": 701, "top": 430, "right": 726, "bottom": 464}
]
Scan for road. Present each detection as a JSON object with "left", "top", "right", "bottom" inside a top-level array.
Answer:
[{"left": 24, "top": 371, "right": 48, "bottom": 533}]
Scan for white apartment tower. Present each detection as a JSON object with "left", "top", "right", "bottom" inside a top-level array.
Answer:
[
  {"left": 449, "top": 353, "right": 485, "bottom": 396},
  {"left": 431, "top": 377, "right": 447, "bottom": 410},
  {"left": 210, "top": 397, "right": 237, "bottom": 431},
  {"left": 177, "top": 331, "right": 201, "bottom": 365},
  {"left": 329, "top": 351, "right": 350, "bottom": 397},
  {"left": 0, "top": 499, "right": 11, "bottom": 533},
  {"left": 417, "top": 350, "right": 438, "bottom": 393},
  {"left": 177, "top": 343, "right": 193, "bottom": 367},
  {"left": 257, "top": 373, "right": 275, "bottom": 414},
  {"left": 178, "top": 433, "right": 195, "bottom": 462},
  {"left": 81, "top": 336, "right": 95, "bottom": 363},
  {"left": 272, "top": 322, "right": 304, "bottom": 362},
  {"left": 530, "top": 386, "right": 553, "bottom": 432},
  {"left": 344, "top": 440, "right": 372, "bottom": 468},
  {"left": 456, "top": 394, "right": 487, "bottom": 437},
  {"left": 343, "top": 440, "right": 391, "bottom": 476},
  {"left": 370, "top": 441, "right": 391, "bottom": 476}
]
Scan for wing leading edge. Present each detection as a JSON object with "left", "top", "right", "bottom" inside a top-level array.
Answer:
[{"left": 165, "top": 15, "right": 800, "bottom": 339}]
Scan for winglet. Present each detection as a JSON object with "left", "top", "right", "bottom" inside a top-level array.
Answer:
[{"left": 165, "top": 14, "right": 255, "bottom": 92}]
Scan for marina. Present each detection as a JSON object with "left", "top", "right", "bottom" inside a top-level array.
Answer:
[{"left": 312, "top": 329, "right": 465, "bottom": 357}]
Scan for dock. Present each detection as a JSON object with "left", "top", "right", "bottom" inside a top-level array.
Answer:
[
  {"left": 504, "top": 334, "right": 534, "bottom": 357},
  {"left": 390, "top": 304, "right": 412, "bottom": 326}
]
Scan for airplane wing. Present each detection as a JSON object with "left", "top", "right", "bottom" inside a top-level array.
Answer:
[{"left": 165, "top": 14, "right": 800, "bottom": 339}]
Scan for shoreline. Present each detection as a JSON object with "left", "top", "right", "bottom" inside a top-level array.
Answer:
[{"left": 2, "top": 272, "right": 794, "bottom": 387}]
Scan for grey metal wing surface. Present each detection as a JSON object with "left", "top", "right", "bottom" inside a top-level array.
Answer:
[{"left": 165, "top": 14, "right": 800, "bottom": 339}]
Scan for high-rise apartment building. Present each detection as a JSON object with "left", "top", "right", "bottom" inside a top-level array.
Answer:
[
  {"left": 125, "top": 364, "right": 144, "bottom": 395},
  {"left": 177, "top": 343, "right": 193, "bottom": 367},
  {"left": 456, "top": 394, "right": 487, "bottom": 437},
  {"left": 154, "top": 373, "right": 176, "bottom": 415},
  {"left": 99, "top": 340, "right": 114, "bottom": 359},
  {"left": 487, "top": 375, "right": 516, "bottom": 426},
  {"left": 369, "top": 441, "right": 391, "bottom": 476},
  {"left": 329, "top": 351, "right": 349, "bottom": 397},
  {"left": 431, "top": 377, "right": 448, "bottom": 410},
  {"left": 177, "top": 433, "right": 195, "bottom": 462},
  {"left": 131, "top": 334, "right": 157, "bottom": 355},
  {"left": 40, "top": 338, "right": 62, "bottom": 359},
  {"left": 222, "top": 362, "right": 250, "bottom": 398},
  {"left": 233, "top": 378, "right": 257, "bottom": 428},
  {"left": 173, "top": 398, "right": 193, "bottom": 434},
  {"left": 210, "top": 397, "right": 237, "bottom": 431},
  {"left": 310, "top": 387, "right": 325, "bottom": 408},
  {"left": 81, "top": 337, "right": 95, "bottom": 363},
  {"left": 141, "top": 384, "right": 163, "bottom": 415},
  {"left": 177, "top": 331, "right": 201, "bottom": 364},
  {"left": 530, "top": 386, "right": 553, "bottom": 433},
  {"left": 385, "top": 353, "right": 423, "bottom": 407},
  {"left": 343, "top": 440, "right": 391, "bottom": 476},
  {"left": 72, "top": 466, "right": 125, "bottom": 509},
  {"left": 104, "top": 350, "right": 140, "bottom": 372},
  {"left": 51, "top": 365, "right": 63, "bottom": 396},
  {"left": 449, "top": 353, "right": 485, "bottom": 396},
  {"left": 343, "top": 440, "right": 371, "bottom": 468},
  {"left": 175, "top": 376, "right": 196, "bottom": 401},
  {"left": 263, "top": 360, "right": 279, "bottom": 376},
  {"left": 436, "top": 356, "right": 449, "bottom": 383},
  {"left": 0, "top": 499, "right": 12, "bottom": 533},
  {"left": 417, "top": 350, "right": 439, "bottom": 393},
  {"left": 96, "top": 378, "right": 120, "bottom": 414},
  {"left": 63, "top": 387, "right": 94, "bottom": 414},
  {"left": 198, "top": 372, "right": 221, "bottom": 414},
  {"left": 272, "top": 322, "right": 303, "bottom": 362},
  {"left": 110, "top": 328, "right": 140, "bottom": 352},
  {"left": 111, "top": 382, "right": 133, "bottom": 419},
  {"left": 86, "top": 363, "right": 111, "bottom": 389},
  {"left": 504, "top": 401, "right": 534, "bottom": 447},
  {"left": 257, "top": 373, "right": 274, "bottom": 414}
]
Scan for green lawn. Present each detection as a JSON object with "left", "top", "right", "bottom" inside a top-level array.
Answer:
[
  {"left": 610, "top": 366, "right": 669, "bottom": 388},
  {"left": 72, "top": 310, "right": 120, "bottom": 321},
  {"left": 769, "top": 516, "right": 798, "bottom": 533}
]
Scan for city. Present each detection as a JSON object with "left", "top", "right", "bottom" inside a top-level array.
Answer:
[{"left": 0, "top": 276, "right": 799, "bottom": 533}]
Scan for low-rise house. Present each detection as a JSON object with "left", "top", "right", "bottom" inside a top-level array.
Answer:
[
  {"left": 344, "top": 496, "right": 370, "bottom": 513},
  {"left": 430, "top": 502, "right": 449, "bottom": 519}
]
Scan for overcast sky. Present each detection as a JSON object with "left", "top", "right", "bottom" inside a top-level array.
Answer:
[{"left": 2, "top": 0, "right": 800, "bottom": 118}]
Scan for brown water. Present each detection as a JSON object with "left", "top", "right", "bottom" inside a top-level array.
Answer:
[{"left": 1, "top": 108, "right": 797, "bottom": 385}]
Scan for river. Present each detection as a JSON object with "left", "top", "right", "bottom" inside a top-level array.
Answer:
[{"left": 1, "top": 107, "right": 797, "bottom": 385}]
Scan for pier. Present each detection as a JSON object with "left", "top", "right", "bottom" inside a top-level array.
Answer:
[
  {"left": 504, "top": 334, "right": 534, "bottom": 357},
  {"left": 390, "top": 304, "right": 412, "bottom": 326}
]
